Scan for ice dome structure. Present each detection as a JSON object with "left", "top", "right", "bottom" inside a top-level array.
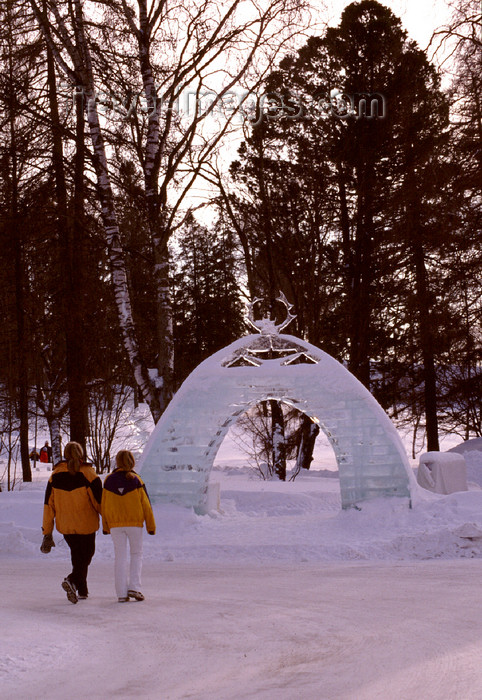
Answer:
[{"left": 138, "top": 330, "right": 415, "bottom": 512}]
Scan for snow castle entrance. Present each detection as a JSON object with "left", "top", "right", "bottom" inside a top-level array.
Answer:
[{"left": 139, "top": 312, "right": 414, "bottom": 512}]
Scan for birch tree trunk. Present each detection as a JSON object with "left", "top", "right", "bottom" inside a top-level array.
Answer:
[
  {"left": 48, "top": 416, "right": 62, "bottom": 465},
  {"left": 83, "top": 80, "right": 163, "bottom": 420},
  {"left": 30, "top": 0, "right": 164, "bottom": 421},
  {"left": 73, "top": 0, "right": 163, "bottom": 421},
  {"left": 137, "top": 0, "right": 176, "bottom": 409}
]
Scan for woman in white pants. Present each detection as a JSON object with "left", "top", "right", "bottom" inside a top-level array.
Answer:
[{"left": 102, "top": 451, "right": 156, "bottom": 602}]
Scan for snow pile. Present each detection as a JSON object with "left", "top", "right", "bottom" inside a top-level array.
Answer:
[
  {"left": 449, "top": 436, "right": 482, "bottom": 454},
  {"left": 459, "top": 451, "right": 482, "bottom": 488},
  {"left": 2, "top": 454, "right": 482, "bottom": 564},
  {"left": 446, "top": 438, "right": 482, "bottom": 488}
]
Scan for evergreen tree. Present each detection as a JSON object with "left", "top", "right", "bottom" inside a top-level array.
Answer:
[
  {"left": 172, "top": 215, "right": 245, "bottom": 385},
  {"left": 227, "top": 0, "right": 454, "bottom": 449}
]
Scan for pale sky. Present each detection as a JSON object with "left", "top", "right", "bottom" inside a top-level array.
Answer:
[
  {"left": 181, "top": 0, "right": 458, "bottom": 212},
  {"left": 326, "top": 0, "right": 453, "bottom": 57}
]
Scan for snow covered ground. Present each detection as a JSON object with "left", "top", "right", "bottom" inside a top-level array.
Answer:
[{"left": 2, "top": 435, "right": 482, "bottom": 699}]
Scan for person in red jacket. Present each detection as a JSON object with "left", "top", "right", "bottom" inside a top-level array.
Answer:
[
  {"left": 39, "top": 441, "right": 52, "bottom": 463},
  {"left": 102, "top": 450, "right": 156, "bottom": 602},
  {"left": 41, "top": 442, "right": 102, "bottom": 604}
]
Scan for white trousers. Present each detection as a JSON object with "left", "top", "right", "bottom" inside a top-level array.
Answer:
[{"left": 110, "top": 526, "right": 143, "bottom": 598}]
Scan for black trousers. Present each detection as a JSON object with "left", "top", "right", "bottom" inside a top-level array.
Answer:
[{"left": 63, "top": 533, "right": 96, "bottom": 597}]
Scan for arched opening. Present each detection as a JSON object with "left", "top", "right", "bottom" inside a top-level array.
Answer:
[{"left": 215, "top": 398, "right": 338, "bottom": 481}]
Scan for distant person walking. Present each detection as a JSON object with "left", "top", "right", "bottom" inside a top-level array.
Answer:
[
  {"left": 41, "top": 442, "right": 102, "bottom": 604},
  {"left": 102, "top": 450, "right": 156, "bottom": 603},
  {"left": 39, "top": 441, "right": 52, "bottom": 463}
]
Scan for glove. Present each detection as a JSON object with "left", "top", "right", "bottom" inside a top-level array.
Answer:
[{"left": 40, "top": 534, "right": 55, "bottom": 553}]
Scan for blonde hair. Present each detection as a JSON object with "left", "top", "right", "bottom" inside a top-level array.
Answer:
[
  {"left": 116, "top": 450, "right": 136, "bottom": 480},
  {"left": 64, "top": 441, "right": 84, "bottom": 475}
]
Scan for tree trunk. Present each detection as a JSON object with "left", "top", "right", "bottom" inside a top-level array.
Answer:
[
  {"left": 8, "top": 45, "right": 31, "bottom": 482},
  {"left": 404, "top": 151, "right": 440, "bottom": 451},
  {"left": 337, "top": 163, "right": 354, "bottom": 343},
  {"left": 65, "top": 81, "right": 89, "bottom": 449},
  {"left": 271, "top": 400, "right": 286, "bottom": 481},
  {"left": 296, "top": 415, "right": 320, "bottom": 471},
  {"left": 138, "top": 2, "right": 174, "bottom": 414},
  {"left": 154, "top": 242, "right": 174, "bottom": 414},
  {"left": 348, "top": 166, "right": 373, "bottom": 387},
  {"left": 48, "top": 416, "right": 62, "bottom": 465},
  {"left": 13, "top": 221, "right": 31, "bottom": 482},
  {"left": 412, "top": 239, "right": 439, "bottom": 451},
  {"left": 46, "top": 35, "right": 88, "bottom": 450}
]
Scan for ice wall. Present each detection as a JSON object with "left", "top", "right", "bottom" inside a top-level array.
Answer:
[{"left": 138, "top": 334, "right": 414, "bottom": 511}]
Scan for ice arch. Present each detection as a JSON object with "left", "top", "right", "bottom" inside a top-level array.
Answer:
[{"left": 138, "top": 333, "right": 415, "bottom": 511}]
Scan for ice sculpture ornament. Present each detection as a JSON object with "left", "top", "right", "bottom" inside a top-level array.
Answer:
[
  {"left": 246, "top": 292, "right": 297, "bottom": 335},
  {"left": 138, "top": 297, "right": 415, "bottom": 512}
]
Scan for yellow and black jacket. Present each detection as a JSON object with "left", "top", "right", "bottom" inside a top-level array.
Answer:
[
  {"left": 43, "top": 462, "right": 102, "bottom": 535},
  {"left": 101, "top": 469, "right": 156, "bottom": 534}
]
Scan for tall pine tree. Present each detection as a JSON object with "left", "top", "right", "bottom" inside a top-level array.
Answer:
[{"left": 172, "top": 215, "right": 245, "bottom": 386}]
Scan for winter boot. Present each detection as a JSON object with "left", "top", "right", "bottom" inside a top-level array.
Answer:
[{"left": 62, "top": 578, "right": 78, "bottom": 604}]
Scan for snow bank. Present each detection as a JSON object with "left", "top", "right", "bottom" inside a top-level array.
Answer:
[
  {"left": 465, "top": 451, "right": 482, "bottom": 487},
  {"left": 2, "top": 458, "right": 482, "bottom": 564},
  {"left": 450, "top": 437, "right": 482, "bottom": 454}
]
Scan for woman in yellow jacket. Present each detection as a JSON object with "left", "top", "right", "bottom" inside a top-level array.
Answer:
[
  {"left": 102, "top": 450, "right": 156, "bottom": 602},
  {"left": 41, "top": 441, "right": 102, "bottom": 604}
]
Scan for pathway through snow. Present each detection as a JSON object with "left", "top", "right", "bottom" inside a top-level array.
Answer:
[{"left": 2, "top": 559, "right": 482, "bottom": 699}]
